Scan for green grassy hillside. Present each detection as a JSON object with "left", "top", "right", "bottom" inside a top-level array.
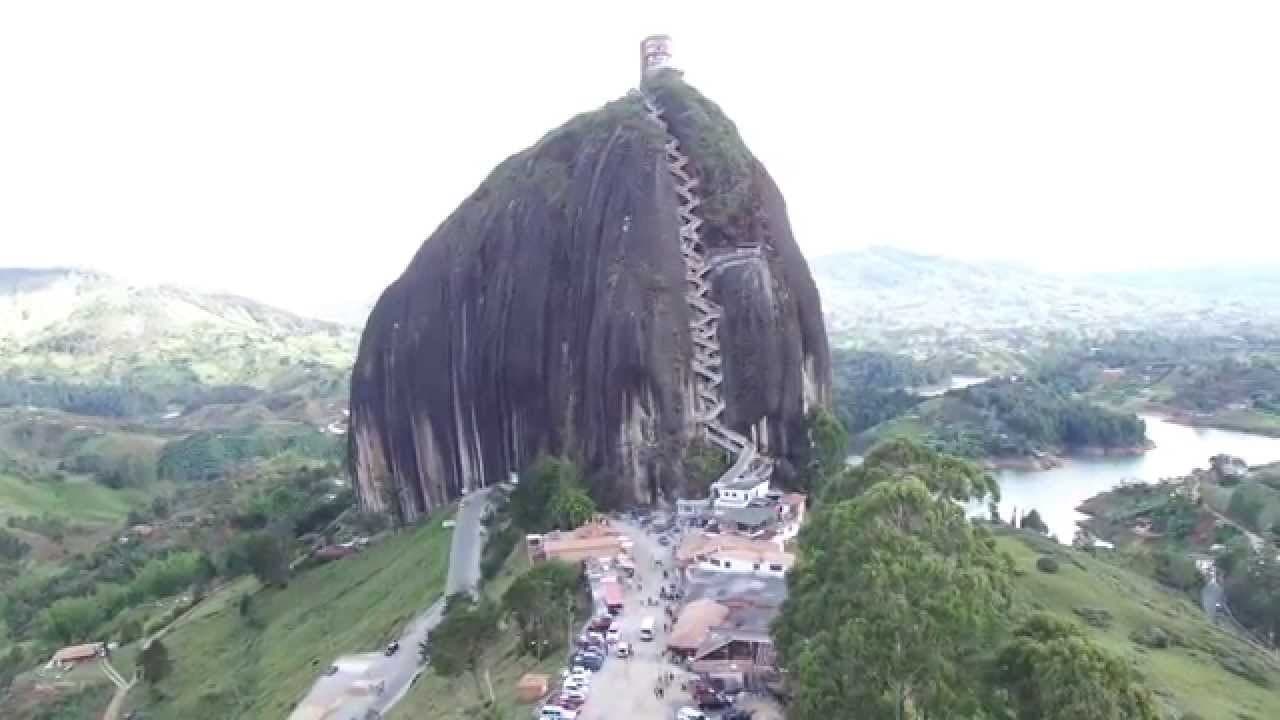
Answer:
[
  {"left": 121, "top": 514, "right": 453, "bottom": 720},
  {"left": 998, "top": 530, "right": 1280, "bottom": 719}
]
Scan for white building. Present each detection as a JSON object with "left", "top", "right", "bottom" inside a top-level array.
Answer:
[
  {"left": 696, "top": 547, "right": 794, "bottom": 578},
  {"left": 710, "top": 476, "right": 770, "bottom": 509}
]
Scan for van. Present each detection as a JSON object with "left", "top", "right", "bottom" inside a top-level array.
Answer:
[{"left": 639, "top": 617, "right": 655, "bottom": 641}]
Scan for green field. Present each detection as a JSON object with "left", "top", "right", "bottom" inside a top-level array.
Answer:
[
  {"left": 123, "top": 514, "right": 453, "bottom": 720},
  {"left": 997, "top": 531, "right": 1280, "bottom": 719},
  {"left": 0, "top": 472, "right": 153, "bottom": 524}
]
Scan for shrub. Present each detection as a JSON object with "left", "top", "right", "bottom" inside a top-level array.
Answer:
[
  {"left": 117, "top": 618, "right": 143, "bottom": 644},
  {"left": 480, "top": 524, "right": 519, "bottom": 582},
  {"left": 1035, "top": 556, "right": 1060, "bottom": 574},
  {"left": 1153, "top": 549, "right": 1203, "bottom": 592},
  {"left": 1129, "top": 625, "right": 1170, "bottom": 649},
  {"left": 1219, "top": 654, "right": 1271, "bottom": 687},
  {"left": 1072, "top": 606, "right": 1114, "bottom": 629}
]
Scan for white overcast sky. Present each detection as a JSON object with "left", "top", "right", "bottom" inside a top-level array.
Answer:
[{"left": 2, "top": 1, "right": 1278, "bottom": 321}]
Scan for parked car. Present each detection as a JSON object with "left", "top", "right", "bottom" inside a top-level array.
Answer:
[
  {"left": 589, "top": 615, "right": 614, "bottom": 632},
  {"left": 563, "top": 674, "right": 591, "bottom": 692},
  {"left": 560, "top": 688, "right": 588, "bottom": 705},
  {"left": 658, "top": 535, "right": 671, "bottom": 546},
  {"left": 697, "top": 692, "right": 732, "bottom": 710},
  {"left": 323, "top": 664, "right": 339, "bottom": 676},
  {"left": 605, "top": 627, "right": 621, "bottom": 643},
  {"left": 722, "top": 710, "right": 755, "bottom": 720},
  {"left": 554, "top": 693, "right": 585, "bottom": 710},
  {"left": 676, "top": 708, "right": 707, "bottom": 720},
  {"left": 384, "top": 641, "right": 400, "bottom": 656},
  {"left": 615, "top": 641, "right": 632, "bottom": 658},
  {"left": 573, "top": 652, "right": 604, "bottom": 671}
]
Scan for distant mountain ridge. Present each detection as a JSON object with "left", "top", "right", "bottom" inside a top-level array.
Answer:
[
  {"left": 0, "top": 267, "right": 357, "bottom": 391},
  {"left": 1, "top": 267, "right": 350, "bottom": 341},
  {"left": 812, "top": 247, "right": 1280, "bottom": 372}
]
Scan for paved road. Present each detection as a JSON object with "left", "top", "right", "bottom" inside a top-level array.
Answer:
[{"left": 289, "top": 488, "right": 493, "bottom": 720}]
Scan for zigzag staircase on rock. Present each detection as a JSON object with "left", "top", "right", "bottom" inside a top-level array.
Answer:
[{"left": 639, "top": 90, "right": 774, "bottom": 492}]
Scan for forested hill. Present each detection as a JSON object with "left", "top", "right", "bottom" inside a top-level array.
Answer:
[
  {"left": 813, "top": 247, "right": 1280, "bottom": 374},
  {"left": 853, "top": 377, "right": 1147, "bottom": 461}
]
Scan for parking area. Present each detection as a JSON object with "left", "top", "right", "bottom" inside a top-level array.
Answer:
[
  {"left": 540, "top": 516, "right": 783, "bottom": 720},
  {"left": 577, "top": 521, "right": 683, "bottom": 719}
]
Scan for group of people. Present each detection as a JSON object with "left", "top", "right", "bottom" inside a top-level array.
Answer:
[{"left": 653, "top": 668, "right": 680, "bottom": 699}]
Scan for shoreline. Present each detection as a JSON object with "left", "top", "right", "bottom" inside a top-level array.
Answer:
[
  {"left": 1131, "top": 403, "right": 1280, "bottom": 439},
  {"left": 981, "top": 441, "right": 1153, "bottom": 472}
]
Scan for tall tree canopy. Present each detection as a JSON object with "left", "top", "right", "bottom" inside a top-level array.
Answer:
[
  {"left": 990, "top": 614, "right": 1160, "bottom": 720},
  {"left": 502, "top": 561, "right": 580, "bottom": 658},
  {"left": 429, "top": 596, "right": 501, "bottom": 701},
  {"left": 138, "top": 639, "right": 173, "bottom": 685},
  {"left": 824, "top": 437, "right": 1000, "bottom": 505},
  {"left": 774, "top": 444, "right": 1013, "bottom": 720},
  {"left": 510, "top": 456, "right": 591, "bottom": 532}
]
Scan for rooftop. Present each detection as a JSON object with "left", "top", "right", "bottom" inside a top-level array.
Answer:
[
  {"left": 668, "top": 599, "right": 730, "bottom": 651},
  {"left": 684, "top": 572, "right": 788, "bottom": 612},
  {"left": 676, "top": 532, "right": 783, "bottom": 565},
  {"left": 713, "top": 504, "right": 778, "bottom": 528}
]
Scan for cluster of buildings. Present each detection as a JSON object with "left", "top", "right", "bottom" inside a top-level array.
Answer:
[
  {"left": 519, "top": 475, "right": 807, "bottom": 691},
  {"left": 665, "top": 475, "right": 807, "bottom": 689}
]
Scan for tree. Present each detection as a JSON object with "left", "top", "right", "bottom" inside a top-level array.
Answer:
[
  {"left": 138, "top": 639, "right": 172, "bottom": 685},
  {"left": 550, "top": 483, "right": 596, "bottom": 530},
  {"left": 823, "top": 438, "right": 1000, "bottom": 505},
  {"left": 233, "top": 532, "right": 291, "bottom": 587},
  {"left": 117, "top": 618, "right": 143, "bottom": 644},
  {"left": 503, "top": 561, "right": 580, "bottom": 657},
  {"left": 683, "top": 439, "right": 729, "bottom": 497},
  {"left": 991, "top": 614, "right": 1160, "bottom": 720},
  {"left": 510, "top": 456, "right": 581, "bottom": 532},
  {"left": 1020, "top": 509, "right": 1049, "bottom": 534},
  {"left": 0, "top": 528, "right": 30, "bottom": 562},
  {"left": 428, "top": 596, "right": 500, "bottom": 702},
  {"left": 1152, "top": 550, "right": 1202, "bottom": 592},
  {"left": 774, "top": 467, "right": 1013, "bottom": 720},
  {"left": 793, "top": 408, "right": 849, "bottom": 493},
  {"left": 41, "top": 596, "right": 102, "bottom": 644},
  {"left": 1224, "top": 551, "right": 1280, "bottom": 645},
  {"left": 151, "top": 495, "right": 171, "bottom": 520}
]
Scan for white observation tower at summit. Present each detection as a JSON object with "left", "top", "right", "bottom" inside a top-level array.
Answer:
[{"left": 640, "top": 34, "right": 674, "bottom": 79}]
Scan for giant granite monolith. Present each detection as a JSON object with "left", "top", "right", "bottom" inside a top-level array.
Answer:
[{"left": 350, "top": 68, "right": 830, "bottom": 521}]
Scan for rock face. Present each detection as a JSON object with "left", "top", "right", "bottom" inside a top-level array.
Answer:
[{"left": 349, "top": 72, "right": 831, "bottom": 520}]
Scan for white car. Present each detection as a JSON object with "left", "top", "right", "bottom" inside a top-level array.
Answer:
[
  {"left": 560, "top": 688, "right": 588, "bottom": 703},
  {"left": 676, "top": 708, "right": 707, "bottom": 720},
  {"left": 606, "top": 628, "right": 621, "bottom": 643},
  {"left": 615, "top": 641, "right": 632, "bottom": 658},
  {"left": 541, "top": 706, "right": 578, "bottom": 720},
  {"left": 563, "top": 675, "right": 591, "bottom": 692}
]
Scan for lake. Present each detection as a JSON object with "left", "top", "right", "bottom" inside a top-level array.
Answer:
[{"left": 981, "top": 414, "right": 1280, "bottom": 541}]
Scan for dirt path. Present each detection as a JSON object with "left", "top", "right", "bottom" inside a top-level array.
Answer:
[{"left": 100, "top": 675, "right": 136, "bottom": 720}]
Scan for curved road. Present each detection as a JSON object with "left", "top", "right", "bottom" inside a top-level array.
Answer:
[{"left": 289, "top": 488, "right": 493, "bottom": 720}]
